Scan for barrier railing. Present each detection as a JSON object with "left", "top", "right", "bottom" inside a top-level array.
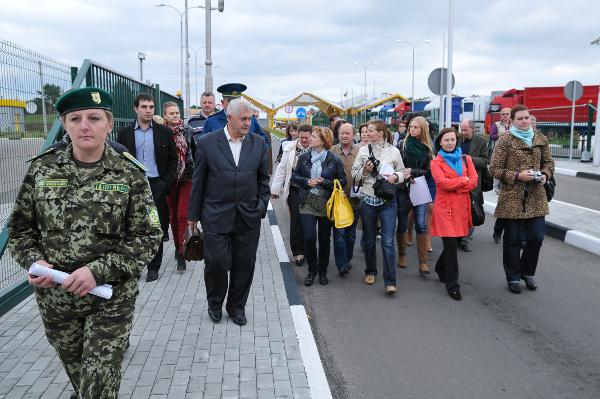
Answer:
[{"left": 0, "top": 42, "right": 182, "bottom": 316}]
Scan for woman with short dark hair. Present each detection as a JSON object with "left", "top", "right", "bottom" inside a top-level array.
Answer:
[
  {"left": 430, "top": 127, "right": 478, "bottom": 300},
  {"left": 291, "top": 127, "right": 346, "bottom": 286}
]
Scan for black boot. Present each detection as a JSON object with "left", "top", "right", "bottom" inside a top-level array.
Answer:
[
  {"left": 176, "top": 256, "right": 186, "bottom": 272},
  {"left": 304, "top": 271, "right": 317, "bottom": 286},
  {"left": 318, "top": 273, "right": 328, "bottom": 285}
]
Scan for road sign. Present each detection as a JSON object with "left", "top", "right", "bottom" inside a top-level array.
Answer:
[
  {"left": 296, "top": 107, "right": 307, "bottom": 119},
  {"left": 564, "top": 80, "right": 584, "bottom": 160},
  {"left": 284, "top": 104, "right": 293, "bottom": 113},
  {"left": 428, "top": 67, "right": 455, "bottom": 96},
  {"left": 564, "top": 80, "right": 583, "bottom": 101}
]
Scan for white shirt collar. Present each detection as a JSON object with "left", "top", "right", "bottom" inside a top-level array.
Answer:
[{"left": 224, "top": 125, "right": 244, "bottom": 143}]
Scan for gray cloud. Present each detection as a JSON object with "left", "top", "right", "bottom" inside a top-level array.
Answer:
[{"left": 2, "top": 0, "right": 599, "bottom": 106}]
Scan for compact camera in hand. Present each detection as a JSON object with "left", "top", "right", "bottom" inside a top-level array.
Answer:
[{"left": 532, "top": 170, "right": 544, "bottom": 182}]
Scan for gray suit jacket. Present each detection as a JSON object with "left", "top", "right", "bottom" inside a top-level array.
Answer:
[{"left": 187, "top": 128, "right": 270, "bottom": 233}]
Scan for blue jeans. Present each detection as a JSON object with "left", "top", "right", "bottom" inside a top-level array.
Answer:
[
  {"left": 333, "top": 208, "right": 359, "bottom": 270},
  {"left": 360, "top": 201, "right": 397, "bottom": 286},
  {"left": 501, "top": 217, "right": 545, "bottom": 282},
  {"left": 396, "top": 188, "right": 428, "bottom": 234},
  {"left": 300, "top": 214, "right": 331, "bottom": 275}
]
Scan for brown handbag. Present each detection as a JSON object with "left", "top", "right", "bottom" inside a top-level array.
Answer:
[{"left": 183, "top": 226, "right": 204, "bottom": 261}]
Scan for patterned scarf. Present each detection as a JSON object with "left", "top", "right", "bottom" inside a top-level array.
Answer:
[
  {"left": 310, "top": 149, "right": 327, "bottom": 194},
  {"left": 170, "top": 121, "right": 188, "bottom": 182},
  {"left": 439, "top": 147, "right": 463, "bottom": 176}
]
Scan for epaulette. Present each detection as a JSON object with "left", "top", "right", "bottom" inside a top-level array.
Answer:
[
  {"left": 121, "top": 152, "right": 149, "bottom": 173},
  {"left": 27, "top": 148, "right": 57, "bottom": 163}
]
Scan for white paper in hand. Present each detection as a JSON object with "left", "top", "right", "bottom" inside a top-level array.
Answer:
[
  {"left": 379, "top": 162, "right": 395, "bottom": 177},
  {"left": 408, "top": 176, "right": 433, "bottom": 206},
  {"left": 29, "top": 263, "right": 113, "bottom": 299}
]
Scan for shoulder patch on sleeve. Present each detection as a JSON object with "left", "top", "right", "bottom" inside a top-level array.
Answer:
[
  {"left": 121, "top": 152, "right": 149, "bottom": 173},
  {"left": 27, "top": 148, "right": 56, "bottom": 163}
]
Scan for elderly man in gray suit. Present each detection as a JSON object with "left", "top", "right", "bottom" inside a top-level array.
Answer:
[{"left": 188, "top": 98, "right": 270, "bottom": 326}]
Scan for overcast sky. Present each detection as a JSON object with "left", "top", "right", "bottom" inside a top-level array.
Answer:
[{"left": 2, "top": 0, "right": 600, "bottom": 107}]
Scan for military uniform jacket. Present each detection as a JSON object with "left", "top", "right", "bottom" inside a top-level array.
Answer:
[{"left": 8, "top": 144, "right": 163, "bottom": 298}]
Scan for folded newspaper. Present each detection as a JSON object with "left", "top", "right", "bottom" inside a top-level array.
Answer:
[{"left": 29, "top": 263, "right": 113, "bottom": 299}]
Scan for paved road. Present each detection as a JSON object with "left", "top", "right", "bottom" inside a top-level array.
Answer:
[
  {"left": 553, "top": 174, "right": 600, "bottom": 211},
  {"left": 272, "top": 198, "right": 600, "bottom": 399}
]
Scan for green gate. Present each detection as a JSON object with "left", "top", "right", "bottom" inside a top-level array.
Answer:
[{"left": 0, "top": 54, "right": 182, "bottom": 316}]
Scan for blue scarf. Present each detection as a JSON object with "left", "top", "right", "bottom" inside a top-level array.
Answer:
[
  {"left": 440, "top": 147, "right": 463, "bottom": 176},
  {"left": 509, "top": 126, "right": 535, "bottom": 147},
  {"left": 310, "top": 149, "right": 327, "bottom": 194}
]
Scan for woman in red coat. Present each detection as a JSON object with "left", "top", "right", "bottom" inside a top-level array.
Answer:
[{"left": 430, "top": 128, "right": 478, "bottom": 300}]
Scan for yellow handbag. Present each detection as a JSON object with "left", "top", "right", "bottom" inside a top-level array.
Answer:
[{"left": 326, "top": 179, "right": 355, "bottom": 228}]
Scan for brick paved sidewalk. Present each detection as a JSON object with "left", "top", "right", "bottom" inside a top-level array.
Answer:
[{"left": 0, "top": 219, "right": 311, "bottom": 399}]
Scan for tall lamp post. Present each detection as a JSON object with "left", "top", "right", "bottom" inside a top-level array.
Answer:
[
  {"left": 198, "top": 0, "right": 225, "bottom": 93},
  {"left": 155, "top": 2, "right": 204, "bottom": 112},
  {"left": 138, "top": 52, "right": 146, "bottom": 81},
  {"left": 353, "top": 62, "right": 377, "bottom": 104},
  {"left": 396, "top": 39, "right": 430, "bottom": 110}
]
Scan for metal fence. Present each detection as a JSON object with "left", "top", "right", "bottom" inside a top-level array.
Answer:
[
  {"left": 489, "top": 104, "right": 596, "bottom": 159},
  {"left": 0, "top": 40, "right": 73, "bottom": 294},
  {"left": 0, "top": 40, "right": 183, "bottom": 315}
]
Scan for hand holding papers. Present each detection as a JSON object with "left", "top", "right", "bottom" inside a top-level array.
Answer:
[
  {"left": 29, "top": 263, "right": 113, "bottom": 299},
  {"left": 409, "top": 176, "right": 433, "bottom": 206}
]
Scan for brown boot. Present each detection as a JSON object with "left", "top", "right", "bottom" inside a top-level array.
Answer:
[
  {"left": 396, "top": 232, "right": 407, "bottom": 268},
  {"left": 416, "top": 234, "right": 431, "bottom": 274},
  {"left": 426, "top": 206, "right": 433, "bottom": 252}
]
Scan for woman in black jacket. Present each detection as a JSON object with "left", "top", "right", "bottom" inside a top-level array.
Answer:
[
  {"left": 291, "top": 127, "right": 346, "bottom": 286},
  {"left": 395, "top": 116, "right": 435, "bottom": 274}
]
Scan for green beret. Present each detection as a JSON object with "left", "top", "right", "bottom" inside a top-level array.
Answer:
[{"left": 55, "top": 87, "right": 113, "bottom": 116}]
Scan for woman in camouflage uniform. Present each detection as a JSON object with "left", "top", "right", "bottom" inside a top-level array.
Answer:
[{"left": 8, "top": 87, "right": 162, "bottom": 399}]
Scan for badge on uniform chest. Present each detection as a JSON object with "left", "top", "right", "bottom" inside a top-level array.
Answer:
[{"left": 94, "top": 182, "right": 130, "bottom": 193}]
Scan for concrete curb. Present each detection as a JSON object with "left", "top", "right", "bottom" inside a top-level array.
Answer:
[
  {"left": 266, "top": 201, "right": 334, "bottom": 399},
  {"left": 484, "top": 200, "right": 600, "bottom": 256},
  {"left": 555, "top": 167, "right": 600, "bottom": 181}
]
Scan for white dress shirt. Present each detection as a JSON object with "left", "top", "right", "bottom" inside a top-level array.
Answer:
[{"left": 224, "top": 125, "right": 244, "bottom": 166}]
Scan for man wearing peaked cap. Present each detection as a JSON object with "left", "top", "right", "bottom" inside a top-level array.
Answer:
[{"left": 202, "top": 83, "right": 270, "bottom": 146}]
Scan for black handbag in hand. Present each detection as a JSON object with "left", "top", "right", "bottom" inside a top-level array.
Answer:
[
  {"left": 368, "top": 144, "right": 396, "bottom": 200},
  {"left": 183, "top": 226, "right": 204, "bottom": 261}
]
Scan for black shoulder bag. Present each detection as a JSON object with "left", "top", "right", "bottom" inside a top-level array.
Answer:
[
  {"left": 463, "top": 155, "right": 485, "bottom": 226},
  {"left": 369, "top": 144, "right": 396, "bottom": 200}
]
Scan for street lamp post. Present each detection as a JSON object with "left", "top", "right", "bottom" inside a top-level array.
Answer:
[
  {"left": 201, "top": 0, "right": 225, "bottom": 93},
  {"left": 396, "top": 39, "right": 430, "bottom": 110},
  {"left": 155, "top": 3, "right": 205, "bottom": 112},
  {"left": 354, "top": 62, "right": 377, "bottom": 104},
  {"left": 138, "top": 52, "right": 146, "bottom": 81},
  {"left": 155, "top": 4, "right": 183, "bottom": 100}
]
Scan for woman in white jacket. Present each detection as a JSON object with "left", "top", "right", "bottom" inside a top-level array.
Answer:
[
  {"left": 271, "top": 124, "right": 312, "bottom": 265},
  {"left": 352, "top": 120, "right": 405, "bottom": 294}
]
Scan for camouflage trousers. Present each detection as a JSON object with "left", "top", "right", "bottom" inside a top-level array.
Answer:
[{"left": 36, "top": 285, "right": 135, "bottom": 399}]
